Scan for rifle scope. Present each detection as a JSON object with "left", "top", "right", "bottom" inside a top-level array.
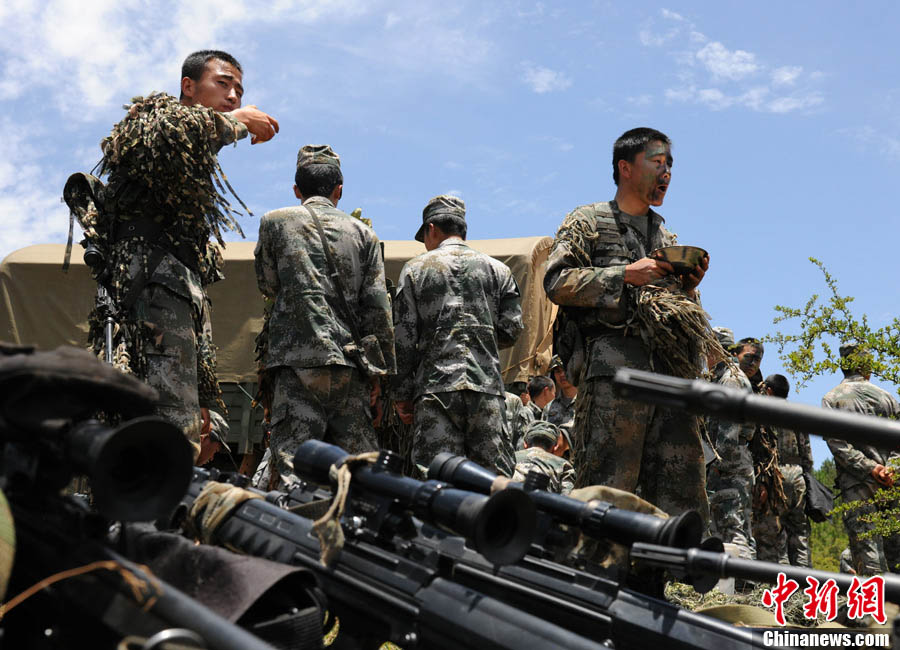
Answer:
[
  {"left": 429, "top": 453, "right": 703, "bottom": 550},
  {"left": 293, "top": 441, "right": 536, "bottom": 566},
  {"left": 66, "top": 416, "right": 193, "bottom": 522}
]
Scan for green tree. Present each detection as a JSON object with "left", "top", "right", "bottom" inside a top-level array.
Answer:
[{"left": 769, "top": 257, "right": 900, "bottom": 397}]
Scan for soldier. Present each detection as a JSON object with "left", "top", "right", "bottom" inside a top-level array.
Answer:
[
  {"left": 755, "top": 374, "right": 813, "bottom": 567},
  {"left": 254, "top": 145, "right": 395, "bottom": 486},
  {"left": 504, "top": 390, "right": 535, "bottom": 452},
  {"left": 526, "top": 375, "right": 555, "bottom": 421},
  {"left": 512, "top": 421, "right": 576, "bottom": 494},
  {"left": 546, "top": 356, "right": 578, "bottom": 427},
  {"left": 393, "top": 195, "right": 523, "bottom": 476},
  {"left": 89, "top": 50, "right": 278, "bottom": 457},
  {"left": 735, "top": 337, "right": 765, "bottom": 393},
  {"left": 706, "top": 327, "right": 757, "bottom": 560},
  {"left": 543, "top": 127, "right": 710, "bottom": 524},
  {"left": 823, "top": 343, "right": 900, "bottom": 575}
]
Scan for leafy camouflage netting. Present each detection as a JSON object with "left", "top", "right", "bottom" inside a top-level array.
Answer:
[
  {"left": 634, "top": 285, "right": 728, "bottom": 379},
  {"left": 752, "top": 424, "right": 788, "bottom": 517}
]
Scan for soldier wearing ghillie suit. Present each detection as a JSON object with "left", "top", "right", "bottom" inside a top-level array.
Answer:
[
  {"left": 393, "top": 196, "right": 522, "bottom": 477},
  {"left": 75, "top": 50, "right": 278, "bottom": 457},
  {"left": 753, "top": 374, "right": 813, "bottom": 566},
  {"left": 823, "top": 343, "right": 900, "bottom": 575},
  {"left": 512, "top": 421, "right": 576, "bottom": 494},
  {"left": 706, "top": 328, "right": 757, "bottom": 560},
  {"left": 254, "top": 145, "right": 395, "bottom": 487},
  {"left": 543, "top": 127, "right": 711, "bottom": 525}
]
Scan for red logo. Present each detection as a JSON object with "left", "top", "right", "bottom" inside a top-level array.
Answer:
[
  {"left": 761, "top": 572, "right": 887, "bottom": 625},
  {"left": 802, "top": 577, "right": 839, "bottom": 621},
  {"left": 846, "top": 575, "right": 886, "bottom": 625},
  {"left": 761, "top": 573, "right": 800, "bottom": 626}
]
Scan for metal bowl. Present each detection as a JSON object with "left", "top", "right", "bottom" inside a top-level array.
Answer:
[{"left": 650, "top": 245, "right": 708, "bottom": 275}]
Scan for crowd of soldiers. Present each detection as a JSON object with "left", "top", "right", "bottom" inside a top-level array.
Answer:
[{"left": 82, "top": 49, "right": 900, "bottom": 587}]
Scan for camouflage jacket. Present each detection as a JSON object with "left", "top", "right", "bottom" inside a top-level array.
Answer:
[
  {"left": 526, "top": 401, "right": 545, "bottom": 421},
  {"left": 707, "top": 361, "right": 755, "bottom": 479},
  {"left": 775, "top": 426, "right": 814, "bottom": 473},
  {"left": 543, "top": 201, "right": 677, "bottom": 379},
  {"left": 823, "top": 374, "right": 900, "bottom": 490},
  {"left": 544, "top": 392, "right": 576, "bottom": 427},
  {"left": 512, "top": 447, "right": 575, "bottom": 494},
  {"left": 393, "top": 238, "right": 523, "bottom": 399},
  {"left": 505, "top": 392, "right": 535, "bottom": 449},
  {"left": 255, "top": 196, "right": 396, "bottom": 373}
]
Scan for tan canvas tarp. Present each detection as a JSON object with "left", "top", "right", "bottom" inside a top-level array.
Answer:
[{"left": 0, "top": 237, "right": 556, "bottom": 385}]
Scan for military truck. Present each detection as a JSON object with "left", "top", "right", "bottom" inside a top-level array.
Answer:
[{"left": 0, "top": 237, "right": 557, "bottom": 460}]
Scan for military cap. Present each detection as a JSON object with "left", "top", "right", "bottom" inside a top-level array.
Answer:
[
  {"left": 548, "top": 354, "right": 564, "bottom": 372},
  {"left": 296, "top": 144, "right": 341, "bottom": 171},
  {"left": 415, "top": 194, "right": 466, "bottom": 242},
  {"left": 558, "top": 422, "right": 573, "bottom": 449},
  {"left": 208, "top": 410, "right": 232, "bottom": 454},
  {"left": 713, "top": 327, "right": 735, "bottom": 349},
  {"left": 839, "top": 342, "right": 861, "bottom": 358},
  {"left": 524, "top": 420, "right": 561, "bottom": 447}
]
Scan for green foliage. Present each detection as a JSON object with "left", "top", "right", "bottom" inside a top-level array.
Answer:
[
  {"left": 809, "top": 459, "right": 847, "bottom": 572},
  {"left": 768, "top": 257, "right": 900, "bottom": 397}
]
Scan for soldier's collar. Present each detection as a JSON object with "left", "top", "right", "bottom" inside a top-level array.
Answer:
[
  {"left": 302, "top": 196, "right": 336, "bottom": 208},
  {"left": 437, "top": 236, "right": 466, "bottom": 249}
]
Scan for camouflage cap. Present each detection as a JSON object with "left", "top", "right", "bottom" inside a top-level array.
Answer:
[
  {"left": 839, "top": 342, "right": 861, "bottom": 358},
  {"left": 208, "top": 410, "right": 232, "bottom": 454},
  {"left": 296, "top": 144, "right": 341, "bottom": 171},
  {"left": 524, "top": 420, "right": 561, "bottom": 447},
  {"left": 415, "top": 194, "right": 466, "bottom": 242},
  {"left": 713, "top": 327, "right": 735, "bottom": 349}
]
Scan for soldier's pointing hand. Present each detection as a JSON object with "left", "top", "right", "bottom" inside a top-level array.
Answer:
[{"left": 231, "top": 105, "right": 280, "bottom": 144}]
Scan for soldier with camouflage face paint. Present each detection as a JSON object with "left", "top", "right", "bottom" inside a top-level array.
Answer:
[
  {"left": 393, "top": 195, "right": 523, "bottom": 477},
  {"left": 823, "top": 343, "right": 900, "bottom": 575},
  {"left": 90, "top": 50, "right": 278, "bottom": 458},
  {"left": 512, "top": 421, "right": 576, "bottom": 495},
  {"left": 706, "top": 327, "right": 757, "bottom": 560},
  {"left": 254, "top": 144, "right": 395, "bottom": 487},
  {"left": 543, "top": 127, "right": 710, "bottom": 525}
]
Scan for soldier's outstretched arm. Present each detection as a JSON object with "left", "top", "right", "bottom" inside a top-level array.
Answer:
[{"left": 229, "top": 105, "right": 279, "bottom": 144}]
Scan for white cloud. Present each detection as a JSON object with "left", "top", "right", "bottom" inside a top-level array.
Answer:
[
  {"left": 522, "top": 64, "right": 572, "bottom": 93},
  {"left": 696, "top": 41, "right": 759, "bottom": 80},
  {"left": 628, "top": 94, "right": 653, "bottom": 107},
  {"left": 660, "top": 9, "right": 685, "bottom": 21},
  {"left": 666, "top": 84, "right": 823, "bottom": 114},
  {"left": 772, "top": 65, "right": 803, "bottom": 86}
]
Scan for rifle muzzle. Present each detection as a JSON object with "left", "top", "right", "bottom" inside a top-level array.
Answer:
[{"left": 294, "top": 441, "right": 536, "bottom": 565}]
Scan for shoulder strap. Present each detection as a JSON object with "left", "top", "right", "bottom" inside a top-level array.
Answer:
[{"left": 306, "top": 204, "right": 364, "bottom": 345}]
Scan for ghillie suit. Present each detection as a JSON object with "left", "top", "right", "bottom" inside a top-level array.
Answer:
[{"left": 64, "top": 93, "right": 249, "bottom": 445}]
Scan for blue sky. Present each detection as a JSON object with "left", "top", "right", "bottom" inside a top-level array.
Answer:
[{"left": 2, "top": 1, "right": 898, "bottom": 467}]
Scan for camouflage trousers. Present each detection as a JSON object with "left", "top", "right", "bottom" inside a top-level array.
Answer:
[
  {"left": 755, "top": 464, "right": 810, "bottom": 566},
  {"left": 707, "top": 469, "right": 755, "bottom": 560},
  {"left": 411, "top": 391, "right": 515, "bottom": 478},
  {"left": 268, "top": 365, "right": 377, "bottom": 487},
  {"left": 573, "top": 377, "right": 710, "bottom": 527},
  {"left": 138, "top": 283, "right": 205, "bottom": 458},
  {"left": 840, "top": 480, "right": 888, "bottom": 576}
]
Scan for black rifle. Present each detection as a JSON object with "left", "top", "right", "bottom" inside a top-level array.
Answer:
[
  {"left": 0, "top": 415, "right": 280, "bottom": 650},
  {"left": 613, "top": 367, "right": 900, "bottom": 449},
  {"left": 428, "top": 452, "right": 704, "bottom": 555},
  {"left": 178, "top": 442, "right": 773, "bottom": 649}
]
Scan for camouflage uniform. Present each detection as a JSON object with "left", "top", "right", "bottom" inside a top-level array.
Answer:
[
  {"left": 94, "top": 95, "right": 250, "bottom": 453},
  {"left": 504, "top": 392, "right": 534, "bottom": 451},
  {"left": 544, "top": 393, "right": 576, "bottom": 428},
  {"left": 394, "top": 196, "right": 523, "bottom": 476},
  {"left": 513, "top": 448, "right": 576, "bottom": 495},
  {"left": 823, "top": 374, "right": 900, "bottom": 575},
  {"left": 706, "top": 361, "right": 757, "bottom": 560},
  {"left": 526, "top": 401, "right": 545, "bottom": 423},
  {"left": 755, "top": 427, "right": 813, "bottom": 566},
  {"left": 544, "top": 200, "right": 709, "bottom": 524},
  {"left": 255, "top": 146, "right": 395, "bottom": 485}
]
